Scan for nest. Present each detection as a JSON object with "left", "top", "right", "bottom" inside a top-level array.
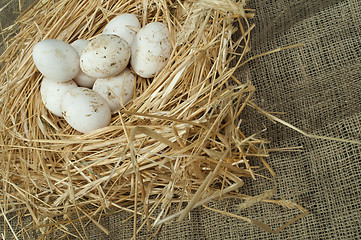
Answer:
[{"left": 0, "top": 0, "right": 307, "bottom": 238}]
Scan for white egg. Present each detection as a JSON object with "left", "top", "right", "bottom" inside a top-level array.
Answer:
[
  {"left": 40, "top": 77, "right": 78, "bottom": 117},
  {"left": 71, "top": 39, "right": 89, "bottom": 50},
  {"left": 33, "top": 39, "right": 80, "bottom": 82},
  {"left": 92, "top": 68, "right": 135, "bottom": 112},
  {"left": 103, "top": 13, "right": 140, "bottom": 45},
  {"left": 70, "top": 39, "right": 97, "bottom": 88},
  {"left": 61, "top": 88, "right": 111, "bottom": 133},
  {"left": 131, "top": 22, "right": 172, "bottom": 78},
  {"left": 80, "top": 35, "right": 130, "bottom": 78}
]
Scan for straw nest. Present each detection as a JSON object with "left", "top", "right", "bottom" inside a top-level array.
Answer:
[{"left": 0, "top": 0, "right": 307, "bottom": 238}]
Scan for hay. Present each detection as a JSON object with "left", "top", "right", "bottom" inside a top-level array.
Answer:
[{"left": 0, "top": 0, "right": 307, "bottom": 238}]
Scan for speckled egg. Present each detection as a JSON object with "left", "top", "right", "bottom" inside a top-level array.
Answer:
[
  {"left": 92, "top": 68, "right": 135, "bottom": 112},
  {"left": 130, "top": 22, "right": 172, "bottom": 78},
  {"left": 80, "top": 35, "right": 130, "bottom": 78},
  {"left": 61, "top": 87, "right": 111, "bottom": 133}
]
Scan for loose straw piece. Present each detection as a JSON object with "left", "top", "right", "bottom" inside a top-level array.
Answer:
[
  {"left": 249, "top": 101, "right": 361, "bottom": 145},
  {"left": 155, "top": 183, "right": 242, "bottom": 226}
]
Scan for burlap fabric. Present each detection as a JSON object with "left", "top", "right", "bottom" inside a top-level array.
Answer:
[{"left": 1, "top": 0, "right": 360, "bottom": 239}]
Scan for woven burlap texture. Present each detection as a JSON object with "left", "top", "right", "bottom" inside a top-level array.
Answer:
[{"left": 1, "top": 0, "right": 361, "bottom": 239}]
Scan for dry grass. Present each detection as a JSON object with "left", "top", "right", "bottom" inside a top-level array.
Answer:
[{"left": 0, "top": 0, "right": 307, "bottom": 238}]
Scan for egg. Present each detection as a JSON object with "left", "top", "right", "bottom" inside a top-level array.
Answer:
[
  {"left": 61, "top": 88, "right": 111, "bottom": 133},
  {"left": 131, "top": 22, "right": 172, "bottom": 78},
  {"left": 70, "top": 39, "right": 97, "bottom": 88},
  {"left": 92, "top": 68, "right": 135, "bottom": 112},
  {"left": 40, "top": 77, "right": 78, "bottom": 117},
  {"left": 102, "top": 13, "right": 140, "bottom": 45},
  {"left": 80, "top": 34, "right": 130, "bottom": 78},
  {"left": 33, "top": 39, "right": 80, "bottom": 82}
]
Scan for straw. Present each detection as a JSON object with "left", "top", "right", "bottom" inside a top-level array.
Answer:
[{"left": 0, "top": 0, "right": 307, "bottom": 238}]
